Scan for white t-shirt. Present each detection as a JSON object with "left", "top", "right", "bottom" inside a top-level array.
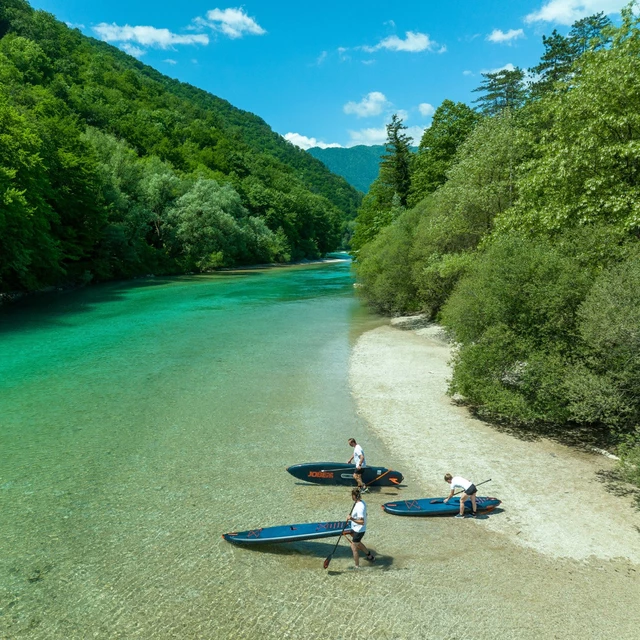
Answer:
[
  {"left": 350, "top": 500, "right": 367, "bottom": 533},
  {"left": 353, "top": 444, "right": 365, "bottom": 468},
  {"left": 450, "top": 476, "right": 472, "bottom": 492}
]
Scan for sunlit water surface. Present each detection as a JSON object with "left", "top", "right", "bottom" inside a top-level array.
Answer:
[
  {"left": 2, "top": 260, "right": 638, "bottom": 640},
  {"left": 0, "top": 261, "right": 396, "bottom": 638}
]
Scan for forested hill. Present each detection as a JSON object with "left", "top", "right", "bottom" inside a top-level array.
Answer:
[
  {"left": 0, "top": 0, "right": 361, "bottom": 294},
  {"left": 307, "top": 145, "right": 386, "bottom": 193}
]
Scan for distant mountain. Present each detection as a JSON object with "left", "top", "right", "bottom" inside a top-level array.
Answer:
[{"left": 307, "top": 145, "right": 385, "bottom": 193}]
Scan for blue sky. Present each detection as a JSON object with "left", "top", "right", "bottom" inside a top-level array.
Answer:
[{"left": 29, "top": 0, "right": 627, "bottom": 148}]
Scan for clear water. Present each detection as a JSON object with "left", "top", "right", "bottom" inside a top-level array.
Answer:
[
  {"left": 0, "top": 261, "right": 391, "bottom": 638},
  {"left": 1, "top": 260, "right": 637, "bottom": 640}
]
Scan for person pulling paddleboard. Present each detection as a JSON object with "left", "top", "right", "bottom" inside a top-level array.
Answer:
[
  {"left": 347, "top": 438, "right": 367, "bottom": 492},
  {"left": 444, "top": 473, "right": 478, "bottom": 518},
  {"left": 346, "top": 488, "right": 375, "bottom": 568}
]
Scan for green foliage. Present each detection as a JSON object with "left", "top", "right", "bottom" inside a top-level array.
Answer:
[
  {"left": 353, "top": 206, "right": 421, "bottom": 314},
  {"left": 565, "top": 249, "right": 640, "bottom": 428},
  {"left": 473, "top": 67, "right": 527, "bottom": 115},
  {"left": 350, "top": 115, "right": 412, "bottom": 252},
  {"left": 0, "top": 0, "right": 358, "bottom": 292},
  {"left": 441, "top": 232, "right": 596, "bottom": 423},
  {"left": 500, "top": 6, "right": 640, "bottom": 235},
  {"left": 409, "top": 100, "right": 481, "bottom": 205},
  {"left": 617, "top": 430, "right": 640, "bottom": 486},
  {"left": 350, "top": 6, "right": 640, "bottom": 486}
]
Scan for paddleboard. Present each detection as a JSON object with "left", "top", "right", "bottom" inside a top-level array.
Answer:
[
  {"left": 223, "top": 520, "right": 352, "bottom": 544},
  {"left": 286, "top": 462, "right": 403, "bottom": 486},
  {"left": 382, "top": 496, "right": 501, "bottom": 516}
]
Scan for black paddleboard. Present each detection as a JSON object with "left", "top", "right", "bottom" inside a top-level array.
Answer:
[{"left": 286, "top": 462, "right": 403, "bottom": 486}]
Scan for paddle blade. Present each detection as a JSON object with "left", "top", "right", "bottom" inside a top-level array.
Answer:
[{"left": 323, "top": 556, "right": 331, "bottom": 570}]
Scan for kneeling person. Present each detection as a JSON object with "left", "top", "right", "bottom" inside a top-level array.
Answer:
[
  {"left": 443, "top": 473, "right": 478, "bottom": 518},
  {"left": 346, "top": 488, "right": 375, "bottom": 568}
]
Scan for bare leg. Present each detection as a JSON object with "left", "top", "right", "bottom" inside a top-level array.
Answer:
[
  {"left": 471, "top": 494, "right": 477, "bottom": 514},
  {"left": 353, "top": 471, "right": 364, "bottom": 489},
  {"left": 350, "top": 540, "right": 360, "bottom": 567},
  {"left": 459, "top": 492, "right": 469, "bottom": 516}
]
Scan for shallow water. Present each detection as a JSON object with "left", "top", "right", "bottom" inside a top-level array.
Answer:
[{"left": 1, "top": 260, "right": 638, "bottom": 640}]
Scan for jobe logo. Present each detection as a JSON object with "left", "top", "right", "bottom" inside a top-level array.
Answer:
[{"left": 309, "top": 471, "right": 333, "bottom": 478}]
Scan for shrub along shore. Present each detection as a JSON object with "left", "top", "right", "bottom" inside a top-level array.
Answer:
[{"left": 352, "top": 6, "right": 640, "bottom": 486}]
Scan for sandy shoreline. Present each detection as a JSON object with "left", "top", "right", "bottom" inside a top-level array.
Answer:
[{"left": 350, "top": 321, "right": 640, "bottom": 564}]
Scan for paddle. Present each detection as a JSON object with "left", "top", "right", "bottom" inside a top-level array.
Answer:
[
  {"left": 323, "top": 501, "right": 356, "bottom": 570},
  {"left": 430, "top": 478, "right": 492, "bottom": 504}
]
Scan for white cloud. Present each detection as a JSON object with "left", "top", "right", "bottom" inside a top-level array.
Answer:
[
  {"left": 122, "top": 44, "right": 146, "bottom": 57},
  {"left": 200, "top": 7, "right": 266, "bottom": 38},
  {"left": 93, "top": 23, "right": 209, "bottom": 48},
  {"left": 362, "top": 59, "right": 376, "bottom": 65},
  {"left": 347, "top": 127, "right": 388, "bottom": 146},
  {"left": 346, "top": 124, "right": 426, "bottom": 147},
  {"left": 344, "top": 91, "right": 389, "bottom": 118},
  {"left": 437, "top": 45, "right": 447, "bottom": 54},
  {"left": 418, "top": 103, "right": 435, "bottom": 117},
  {"left": 463, "top": 70, "right": 474, "bottom": 76},
  {"left": 525, "top": 1, "right": 623, "bottom": 25},
  {"left": 164, "top": 59, "right": 178, "bottom": 65},
  {"left": 65, "top": 22, "right": 85, "bottom": 30},
  {"left": 396, "top": 109, "right": 410, "bottom": 121},
  {"left": 481, "top": 62, "right": 516, "bottom": 74},
  {"left": 364, "top": 31, "right": 440, "bottom": 53},
  {"left": 316, "top": 51, "right": 328, "bottom": 65},
  {"left": 284, "top": 133, "right": 342, "bottom": 150},
  {"left": 487, "top": 28, "right": 525, "bottom": 43}
]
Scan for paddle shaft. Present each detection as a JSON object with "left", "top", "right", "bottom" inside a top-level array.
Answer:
[
  {"left": 323, "top": 501, "right": 356, "bottom": 569},
  {"left": 431, "top": 478, "right": 492, "bottom": 504}
]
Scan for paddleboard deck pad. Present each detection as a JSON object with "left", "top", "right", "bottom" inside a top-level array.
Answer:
[
  {"left": 286, "top": 462, "right": 403, "bottom": 486},
  {"left": 223, "top": 521, "right": 352, "bottom": 544},
  {"left": 382, "top": 496, "right": 501, "bottom": 516}
]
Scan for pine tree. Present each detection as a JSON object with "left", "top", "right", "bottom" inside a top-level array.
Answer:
[
  {"left": 569, "top": 12, "right": 612, "bottom": 55},
  {"left": 529, "top": 30, "right": 575, "bottom": 97},
  {"left": 473, "top": 67, "right": 526, "bottom": 115},
  {"left": 378, "top": 114, "right": 413, "bottom": 207}
]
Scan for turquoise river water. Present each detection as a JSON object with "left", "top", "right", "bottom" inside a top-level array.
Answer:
[{"left": 1, "top": 259, "right": 638, "bottom": 640}]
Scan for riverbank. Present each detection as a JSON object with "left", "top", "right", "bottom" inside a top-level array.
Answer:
[
  {"left": 0, "top": 255, "right": 350, "bottom": 306},
  {"left": 350, "top": 321, "right": 640, "bottom": 563}
]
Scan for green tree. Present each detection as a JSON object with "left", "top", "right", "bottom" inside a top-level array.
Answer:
[
  {"left": 473, "top": 67, "right": 527, "bottom": 115},
  {"left": 379, "top": 114, "right": 413, "bottom": 207},
  {"left": 498, "top": 6, "right": 640, "bottom": 235},
  {"left": 409, "top": 100, "right": 480, "bottom": 205},
  {"left": 529, "top": 30, "right": 575, "bottom": 97},
  {"left": 351, "top": 115, "right": 412, "bottom": 252},
  {"left": 569, "top": 12, "right": 612, "bottom": 55}
]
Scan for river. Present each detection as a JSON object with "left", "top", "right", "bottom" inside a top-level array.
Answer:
[{"left": 1, "top": 259, "right": 638, "bottom": 640}]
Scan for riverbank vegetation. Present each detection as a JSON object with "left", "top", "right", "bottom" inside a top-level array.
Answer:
[
  {"left": 352, "top": 6, "right": 640, "bottom": 485},
  {"left": 0, "top": 0, "right": 361, "bottom": 294}
]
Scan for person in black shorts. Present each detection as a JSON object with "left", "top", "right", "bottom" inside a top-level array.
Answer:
[
  {"left": 346, "top": 488, "right": 375, "bottom": 568},
  {"left": 444, "top": 473, "right": 478, "bottom": 518}
]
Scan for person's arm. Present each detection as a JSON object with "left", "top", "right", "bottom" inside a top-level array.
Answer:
[
  {"left": 443, "top": 489, "right": 454, "bottom": 503},
  {"left": 347, "top": 515, "right": 364, "bottom": 525},
  {"left": 347, "top": 455, "right": 354, "bottom": 463}
]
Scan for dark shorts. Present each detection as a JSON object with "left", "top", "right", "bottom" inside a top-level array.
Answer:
[
  {"left": 351, "top": 530, "right": 366, "bottom": 543},
  {"left": 464, "top": 484, "right": 477, "bottom": 496},
  {"left": 353, "top": 467, "right": 364, "bottom": 476}
]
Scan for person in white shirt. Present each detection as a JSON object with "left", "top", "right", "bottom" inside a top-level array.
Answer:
[
  {"left": 443, "top": 473, "right": 478, "bottom": 518},
  {"left": 346, "top": 488, "right": 375, "bottom": 568},
  {"left": 347, "top": 438, "right": 367, "bottom": 492}
]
